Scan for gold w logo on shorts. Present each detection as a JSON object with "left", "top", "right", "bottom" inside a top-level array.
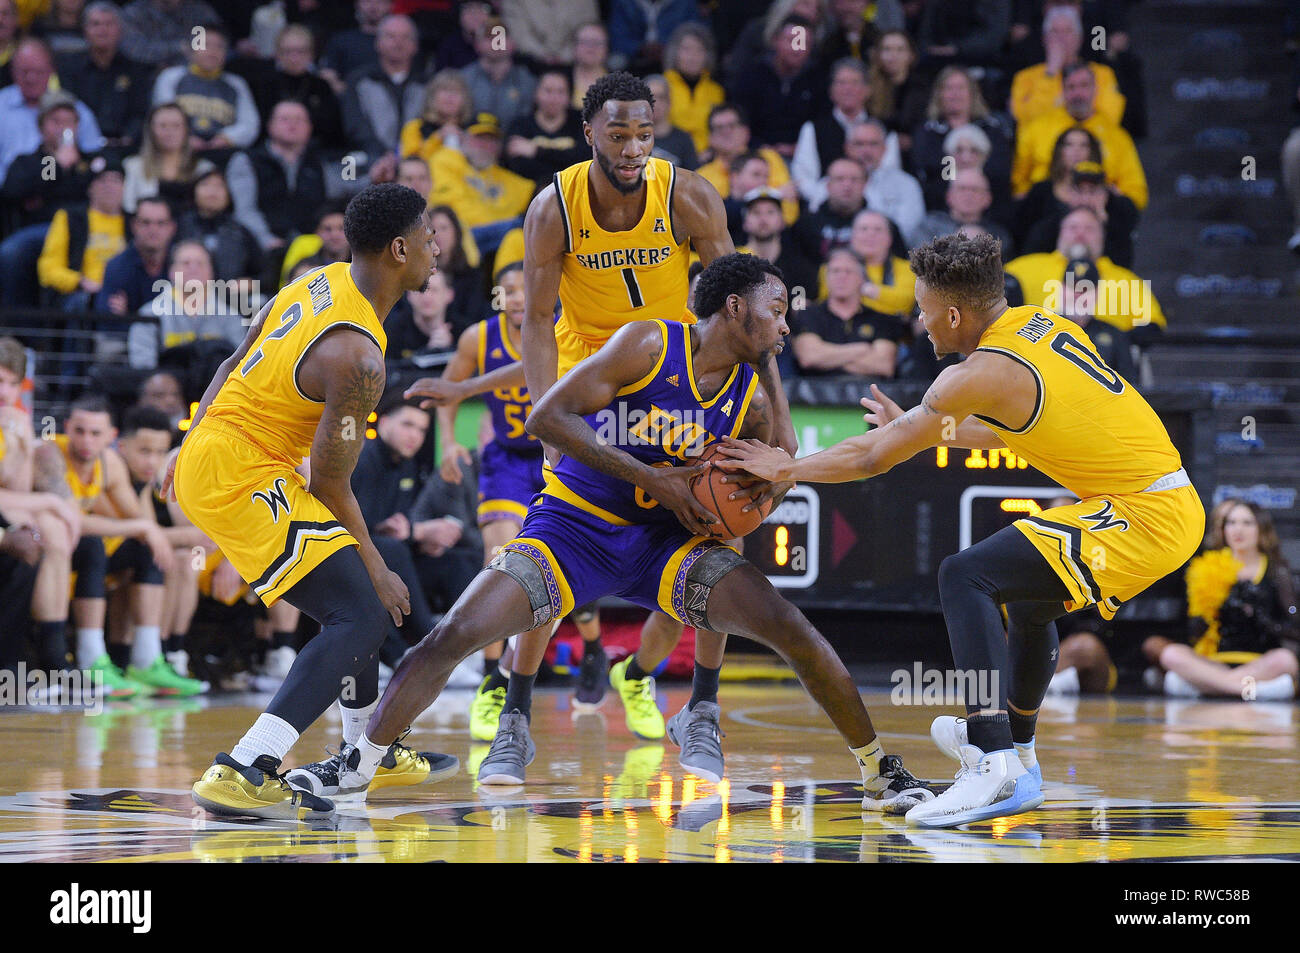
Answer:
[
  {"left": 1079, "top": 500, "right": 1129, "bottom": 532},
  {"left": 251, "top": 477, "right": 292, "bottom": 523}
]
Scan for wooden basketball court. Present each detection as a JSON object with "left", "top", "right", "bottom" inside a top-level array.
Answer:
[{"left": 2, "top": 682, "right": 1297, "bottom": 862}]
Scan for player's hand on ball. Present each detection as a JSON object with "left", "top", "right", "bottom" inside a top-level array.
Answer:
[
  {"left": 643, "top": 463, "right": 719, "bottom": 537},
  {"left": 372, "top": 567, "right": 410, "bottom": 627},
  {"left": 719, "top": 471, "right": 792, "bottom": 513},
  {"left": 715, "top": 437, "right": 794, "bottom": 484},
  {"left": 404, "top": 377, "right": 465, "bottom": 408},
  {"left": 861, "top": 384, "right": 904, "bottom": 429}
]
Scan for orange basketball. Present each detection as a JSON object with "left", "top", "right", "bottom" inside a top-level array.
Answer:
[{"left": 689, "top": 443, "right": 773, "bottom": 539}]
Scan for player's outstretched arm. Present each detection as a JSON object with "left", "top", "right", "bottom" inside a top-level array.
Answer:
[
  {"left": 720, "top": 364, "right": 994, "bottom": 484},
  {"left": 860, "top": 383, "right": 1005, "bottom": 450},
  {"left": 520, "top": 185, "right": 566, "bottom": 406},
  {"left": 302, "top": 330, "right": 410, "bottom": 626},
  {"left": 431, "top": 323, "right": 481, "bottom": 484},
  {"left": 525, "top": 321, "right": 718, "bottom": 536}
]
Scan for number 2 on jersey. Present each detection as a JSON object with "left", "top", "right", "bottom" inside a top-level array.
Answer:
[{"left": 240, "top": 302, "right": 304, "bottom": 376}]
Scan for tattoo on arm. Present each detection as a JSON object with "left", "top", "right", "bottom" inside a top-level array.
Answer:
[
  {"left": 546, "top": 412, "right": 651, "bottom": 488},
  {"left": 312, "top": 357, "right": 385, "bottom": 482},
  {"left": 32, "top": 444, "right": 71, "bottom": 498}
]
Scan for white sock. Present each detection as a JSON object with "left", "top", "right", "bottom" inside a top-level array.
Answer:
[
  {"left": 1014, "top": 738, "right": 1038, "bottom": 771},
  {"left": 130, "top": 626, "right": 162, "bottom": 669},
  {"left": 340, "top": 697, "right": 379, "bottom": 746},
  {"left": 1251, "top": 673, "right": 1296, "bottom": 701},
  {"left": 850, "top": 739, "right": 885, "bottom": 782},
  {"left": 76, "top": 628, "right": 106, "bottom": 668},
  {"left": 231, "top": 713, "right": 300, "bottom": 766},
  {"left": 354, "top": 733, "right": 389, "bottom": 782}
]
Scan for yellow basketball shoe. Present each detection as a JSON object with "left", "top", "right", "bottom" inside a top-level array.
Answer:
[
  {"left": 192, "top": 753, "right": 335, "bottom": 821},
  {"left": 609, "top": 657, "right": 666, "bottom": 740},
  {"left": 372, "top": 740, "right": 460, "bottom": 792},
  {"left": 469, "top": 676, "right": 507, "bottom": 742}
]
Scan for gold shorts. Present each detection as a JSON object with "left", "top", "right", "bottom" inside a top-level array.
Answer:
[
  {"left": 1015, "top": 483, "right": 1204, "bottom": 620},
  {"left": 174, "top": 419, "right": 355, "bottom": 606}
]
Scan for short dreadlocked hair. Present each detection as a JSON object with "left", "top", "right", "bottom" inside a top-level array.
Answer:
[
  {"left": 581, "top": 70, "right": 654, "bottom": 124},
  {"left": 692, "top": 253, "right": 784, "bottom": 320},
  {"left": 344, "top": 183, "right": 428, "bottom": 256},
  {"left": 908, "top": 233, "right": 1005, "bottom": 313}
]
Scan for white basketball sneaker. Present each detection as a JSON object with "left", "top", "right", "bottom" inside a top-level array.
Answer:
[
  {"left": 931, "top": 715, "right": 1043, "bottom": 785},
  {"left": 906, "top": 744, "right": 1044, "bottom": 828}
]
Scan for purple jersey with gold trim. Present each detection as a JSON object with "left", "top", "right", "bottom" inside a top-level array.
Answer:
[{"left": 544, "top": 320, "right": 758, "bottom": 526}]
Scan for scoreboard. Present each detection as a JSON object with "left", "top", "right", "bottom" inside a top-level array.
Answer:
[{"left": 747, "top": 382, "right": 1214, "bottom": 614}]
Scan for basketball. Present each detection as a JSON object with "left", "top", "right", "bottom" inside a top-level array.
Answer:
[{"left": 690, "top": 442, "right": 773, "bottom": 539}]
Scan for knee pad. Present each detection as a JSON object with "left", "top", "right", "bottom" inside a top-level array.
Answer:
[
  {"left": 487, "top": 548, "right": 557, "bottom": 629},
  {"left": 678, "top": 544, "right": 746, "bottom": 631},
  {"left": 109, "top": 538, "right": 165, "bottom": 586},
  {"left": 71, "top": 535, "right": 107, "bottom": 599},
  {"left": 572, "top": 601, "right": 598, "bottom": 624}
]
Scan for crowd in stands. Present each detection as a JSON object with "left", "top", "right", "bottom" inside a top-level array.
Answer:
[{"left": 3, "top": 0, "right": 1279, "bottom": 700}]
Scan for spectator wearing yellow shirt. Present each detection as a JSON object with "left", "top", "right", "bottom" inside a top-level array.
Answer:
[
  {"left": 1012, "top": 63, "right": 1147, "bottom": 208},
  {"left": 662, "top": 22, "right": 724, "bottom": 154},
  {"left": 430, "top": 112, "right": 536, "bottom": 255},
  {"left": 1010, "top": 6, "right": 1125, "bottom": 128},
  {"left": 817, "top": 209, "right": 916, "bottom": 319},
  {"left": 1004, "top": 206, "right": 1164, "bottom": 338},
  {"left": 696, "top": 102, "right": 799, "bottom": 226},
  {"left": 399, "top": 70, "right": 473, "bottom": 166},
  {"left": 37, "top": 155, "right": 126, "bottom": 310}
]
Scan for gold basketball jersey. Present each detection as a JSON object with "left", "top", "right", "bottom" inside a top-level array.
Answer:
[
  {"left": 203, "top": 262, "right": 387, "bottom": 465},
  {"left": 52, "top": 434, "right": 103, "bottom": 511},
  {"left": 973, "top": 306, "right": 1182, "bottom": 498},
  {"left": 552, "top": 158, "right": 691, "bottom": 346}
]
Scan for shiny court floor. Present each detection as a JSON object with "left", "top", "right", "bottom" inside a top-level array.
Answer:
[{"left": 1, "top": 683, "right": 1298, "bottom": 862}]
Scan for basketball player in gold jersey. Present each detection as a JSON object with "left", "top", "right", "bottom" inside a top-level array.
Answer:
[
  {"left": 463, "top": 72, "right": 799, "bottom": 782},
  {"left": 165, "top": 184, "right": 455, "bottom": 820},
  {"left": 721, "top": 233, "right": 1204, "bottom": 828}
]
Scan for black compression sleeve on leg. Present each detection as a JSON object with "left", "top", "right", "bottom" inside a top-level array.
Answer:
[
  {"left": 1006, "top": 602, "right": 1064, "bottom": 744},
  {"left": 938, "top": 525, "right": 1071, "bottom": 717},
  {"left": 265, "top": 547, "right": 394, "bottom": 734}
]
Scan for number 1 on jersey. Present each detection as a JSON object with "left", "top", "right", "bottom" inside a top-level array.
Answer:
[
  {"left": 621, "top": 267, "right": 645, "bottom": 308},
  {"left": 240, "top": 301, "right": 304, "bottom": 376}
]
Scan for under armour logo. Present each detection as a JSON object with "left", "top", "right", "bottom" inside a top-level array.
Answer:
[
  {"left": 579, "top": 228, "right": 590, "bottom": 239},
  {"left": 1079, "top": 500, "right": 1129, "bottom": 532},
  {"left": 251, "top": 477, "right": 292, "bottom": 523}
]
